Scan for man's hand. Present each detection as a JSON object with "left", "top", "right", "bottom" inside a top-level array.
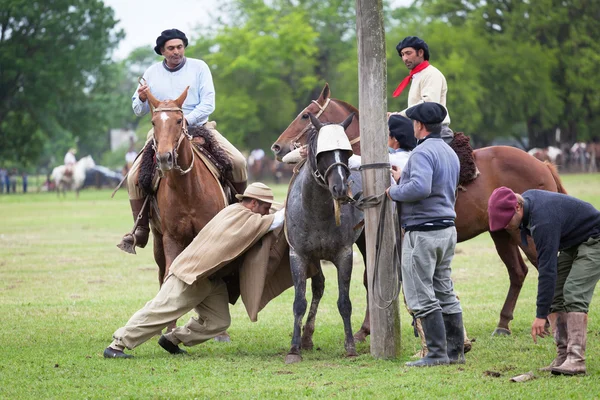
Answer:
[
  {"left": 531, "top": 317, "right": 548, "bottom": 343},
  {"left": 385, "top": 187, "right": 393, "bottom": 200},
  {"left": 391, "top": 165, "right": 402, "bottom": 183},
  {"left": 138, "top": 84, "right": 149, "bottom": 102}
]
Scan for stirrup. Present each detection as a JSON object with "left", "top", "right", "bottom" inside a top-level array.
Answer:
[{"left": 117, "top": 233, "right": 137, "bottom": 255}]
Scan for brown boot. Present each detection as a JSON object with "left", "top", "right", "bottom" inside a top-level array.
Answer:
[
  {"left": 117, "top": 198, "right": 150, "bottom": 254},
  {"left": 552, "top": 312, "right": 587, "bottom": 376},
  {"left": 540, "top": 312, "right": 568, "bottom": 371}
]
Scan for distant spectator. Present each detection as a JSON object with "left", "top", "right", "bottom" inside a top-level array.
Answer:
[
  {"left": 124, "top": 143, "right": 137, "bottom": 175},
  {"left": 9, "top": 169, "right": 17, "bottom": 193},
  {"left": 0, "top": 168, "right": 6, "bottom": 194},
  {"left": 22, "top": 171, "right": 28, "bottom": 193},
  {"left": 4, "top": 168, "right": 11, "bottom": 193}
]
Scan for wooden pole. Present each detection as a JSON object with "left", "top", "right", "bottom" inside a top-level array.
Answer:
[{"left": 355, "top": 0, "right": 401, "bottom": 359}]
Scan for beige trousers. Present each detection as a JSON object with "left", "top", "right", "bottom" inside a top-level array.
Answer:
[
  {"left": 127, "top": 122, "right": 248, "bottom": 200},
  {"left": 110, "top": 274, "right": 231, "bottom": 350}
]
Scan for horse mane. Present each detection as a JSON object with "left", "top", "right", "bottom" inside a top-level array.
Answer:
[{"left": 307, "top": 125, "right": 320, "bottom": 173}]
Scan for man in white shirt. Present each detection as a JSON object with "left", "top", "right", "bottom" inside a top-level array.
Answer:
[
  {"left": 118, "top": 29, "right": 248, "bottom": 254},
  {"left": 64, "top": 148, "right": 77, "bottom": 175},
  {"left": 392, "top": 36, "right": 453, "bottom": 143}
]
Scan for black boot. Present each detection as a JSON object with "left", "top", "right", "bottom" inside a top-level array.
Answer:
[
  {"left": 406, "top": 310, "right": 450, "bottom": 367},
  {"left": 117, "top": 198, "right": 150, "bottom": 254},
  {"left": 443, "top": 312, "right": 465, "bottom": 364}
]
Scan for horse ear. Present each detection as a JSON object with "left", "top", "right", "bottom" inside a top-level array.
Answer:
[
  {"left": 175, "top": 86, "right": 189, "bottom": 108},
  {"left": 340, "top": 112, "right": 355, "bottom": 130},
  {"left": 318, "top": 83, "right": 330, "bottom": 104},
  {"left": 146, "top": 90, "right": 160, "bottom": 109},
  {"left": 308, "top": 112, "right": 323, "bottom": 131}
]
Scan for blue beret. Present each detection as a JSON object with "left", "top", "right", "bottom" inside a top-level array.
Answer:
[
  {"left": 396, "top": 36, "right": 430, "bottom": 61},
  {"left": 388, "top": 115, "right": 416, "bottom": 151},
  {"left": 154, "top": 29, "right": 188, "bottom": 55},
  {"left": 406, "top": 102, "right": 447, "bottom": 124}
]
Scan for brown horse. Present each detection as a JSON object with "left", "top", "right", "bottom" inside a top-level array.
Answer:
[
  {"left": 145, "top": 87, "right": 227, "bottom": 294},
  {"left": 272, "top": 83, "right": 567, "bottom": 337}
]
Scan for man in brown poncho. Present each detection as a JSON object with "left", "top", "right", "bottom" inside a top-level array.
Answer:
[{"left": 104, "top": 182, "right": 287, "bottom": 358}]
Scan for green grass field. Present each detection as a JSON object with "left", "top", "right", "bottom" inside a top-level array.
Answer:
[{"left": 1, "top": 174, "right": 600, "bottom": 399}]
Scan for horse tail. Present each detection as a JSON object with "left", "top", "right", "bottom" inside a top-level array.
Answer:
[{"left": 545, "top": 161, "right": 567, "bottom": 194}]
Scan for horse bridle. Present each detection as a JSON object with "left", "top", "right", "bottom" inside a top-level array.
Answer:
[
  {"left": 151, "top": 106, "right": 195, "bottom": 176},
  {"left": 289, "top": 98, "right": 331, "bottom": 148}
]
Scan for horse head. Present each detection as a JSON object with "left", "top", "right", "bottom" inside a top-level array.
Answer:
[
  {"left": 146, "top": 87, "right": 190, "bottom": 173},
  {"left": 271, "top": 83, "right": 360, "bottom": 160},
  {"left": 307, "top": 112, "right": 354, "bottom": 200}
]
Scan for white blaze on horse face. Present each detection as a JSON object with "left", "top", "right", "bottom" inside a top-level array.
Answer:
[
  {"left": 160, "top": 112, "right": 169, "bottom": 122},
  {"left": 334, "top": 151, "right": 345, "bottom": 183}
]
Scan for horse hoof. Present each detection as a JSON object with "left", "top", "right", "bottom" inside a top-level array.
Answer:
[
  {"left": 285, "top": 354, "right": 302, "bottom": 364},
  {"left": 214, "top": 333, "right": 231, "bottom": 343},
  {"left": 353, "top": 330, "right": 369, "bottom": 342},
  {"left": 346, "top": 350, "right": 358, "bottom": 358},
  {"left": 491, "top": 327, "right": 511, "bottom": 336}
]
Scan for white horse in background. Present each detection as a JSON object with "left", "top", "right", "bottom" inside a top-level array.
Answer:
[{"left": 51, "top": 155, "right": 96, "bottom": 197}]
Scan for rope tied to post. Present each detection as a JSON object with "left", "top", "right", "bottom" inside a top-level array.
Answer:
[{"left": 354, "top": 162, "right": 403, "bottom": 309}]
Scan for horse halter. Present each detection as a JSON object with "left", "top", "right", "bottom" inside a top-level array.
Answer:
[
  {"left": 290, "top": 98, "right": 331, "bottom": 148},
  {"left": 151, "top": 106, "right": 195, "bottom": 175}
]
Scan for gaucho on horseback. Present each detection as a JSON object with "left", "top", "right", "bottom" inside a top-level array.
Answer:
[{"left": 117, "top": 28, "right": 248, "bottom": 254}]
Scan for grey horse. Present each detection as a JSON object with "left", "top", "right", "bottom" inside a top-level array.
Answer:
[{"left": 284, "top": 112, "right": 364, "bottom": 364}]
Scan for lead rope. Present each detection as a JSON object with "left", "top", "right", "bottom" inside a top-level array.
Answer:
[{"left": 352, "top": 162, "right": 403, "bottom": 309}]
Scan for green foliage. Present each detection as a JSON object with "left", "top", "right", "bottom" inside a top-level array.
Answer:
[{"left": 0, "top": 0, "right": 124, "bottom": 166}]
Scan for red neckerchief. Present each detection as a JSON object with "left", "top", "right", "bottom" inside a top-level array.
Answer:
[{"left": 392, "top": 61, "right": 430, "bottom": 98}]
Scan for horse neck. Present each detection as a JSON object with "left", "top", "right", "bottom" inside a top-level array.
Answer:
[{"left": 297, "top": 166, "right": 336, "bottom": 216}]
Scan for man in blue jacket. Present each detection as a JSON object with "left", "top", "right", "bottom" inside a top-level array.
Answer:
[
  {"left": 488, "top": 187, "right": 600, "bottom": 375},
  {"left": 387, "top": 102, "right": 463, "bottom": 367}
]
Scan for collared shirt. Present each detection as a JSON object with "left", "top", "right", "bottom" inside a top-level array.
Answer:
[
  {"left": 398, "top": 64, "right": 451, "bottom": 126},
  {"left": 132, "top": 57, "right": 215, "bottom": 127}
]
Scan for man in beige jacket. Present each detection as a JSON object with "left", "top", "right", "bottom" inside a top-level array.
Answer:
[
  {"left": 392, "top": 36, "right": 453, "bottom": 143},
  {"left": 104, "top": 183, "right": 285, "bottom": 358}
]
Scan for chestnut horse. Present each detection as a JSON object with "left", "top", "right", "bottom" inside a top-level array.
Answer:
[
  {"left": 145, "top": 87, "right": 226, "bottom": 299},
  {"left": 272, "top": 84, "right": 567, "bottom": 337}
]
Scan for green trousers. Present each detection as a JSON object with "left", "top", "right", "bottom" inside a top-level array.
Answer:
[{"left": 551, "top": 236, "right": 600, "bottom": 313}]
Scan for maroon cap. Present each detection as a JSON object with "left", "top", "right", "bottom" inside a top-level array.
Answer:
[{"left": 488, "top": 186, "right": 518, "bottom": 232}]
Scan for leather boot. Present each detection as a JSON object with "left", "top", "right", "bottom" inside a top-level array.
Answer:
[
  {"left": 540, "top": 312, "right": 568, "bottom": 371},
  {"left": 552, "top": 312, "right": 587, "bottom": 375},
  {"left": 232, "top": 181, "right": 247, "bottom": 199},
  {"left": 443, "top": 312, "right": 465, "bottom": 364},
  {"left": 117, "top": 198, "right": 150, "bottom": 254},
  {"left": 406, "top": 310, "right": 450, "bottom": 367}
]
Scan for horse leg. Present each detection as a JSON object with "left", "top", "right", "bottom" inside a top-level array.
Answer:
[
  {"left": 353, "top": 232, "right": 370, "bottom": 341},
  {"left": 301, "top": 268, "right": 325, "bottom": 350},
  {"left": 335, "top": 248, "right": 357, "bottom": 357},
  {"left": 490, "top": 230, "right": 529, "bottom": 336},
  {"left": 285, "top": 250, "right": 309, "bottom": 364}
]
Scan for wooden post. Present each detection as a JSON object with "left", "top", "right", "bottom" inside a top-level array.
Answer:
[{"left": 355, "top": 0, "right": 401, "bottom": 358}]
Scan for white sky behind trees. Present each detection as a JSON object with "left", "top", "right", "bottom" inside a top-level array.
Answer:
[{"left": 104, "top": 0, "right": 413, "bottom": 60}]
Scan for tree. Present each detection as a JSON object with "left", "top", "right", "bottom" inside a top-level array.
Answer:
[{"left": 0, "top": 0, "right": 123, "bottom": 166}]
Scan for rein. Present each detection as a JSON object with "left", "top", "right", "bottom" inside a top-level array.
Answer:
[{"left": 152, "top": 106, "right": 195, "bottom": 176}]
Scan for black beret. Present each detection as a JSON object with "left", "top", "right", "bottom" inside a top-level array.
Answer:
[
  {"left": 154, "top": 29, "right": 188, "bottom": 55},
  {"left": 388, "top": 115, "right": 416, "bottom": 151},
  {"left": 406, "top": 102, "right": 447, "bottom": 125},
  {"left": 396, "top": 36, "right": 430, "bottom": 61}
]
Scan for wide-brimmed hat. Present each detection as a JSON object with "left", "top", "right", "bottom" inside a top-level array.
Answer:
[
  {"left": 488, "top": 186, "right": 518, "bottom": 232},
  {"left": 154, "top": 29, "right": 188, "bottom": 55},
  {"left": 235, "top": 182, "right": 281, "bottom": 205}
]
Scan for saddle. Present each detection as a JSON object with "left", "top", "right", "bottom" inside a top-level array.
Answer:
[
  {"left": 138, "top": 125, "right": 234, "bottom": 199},
  {"left": 448, "top": 132, "right": 478, "bottom": 187}
]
